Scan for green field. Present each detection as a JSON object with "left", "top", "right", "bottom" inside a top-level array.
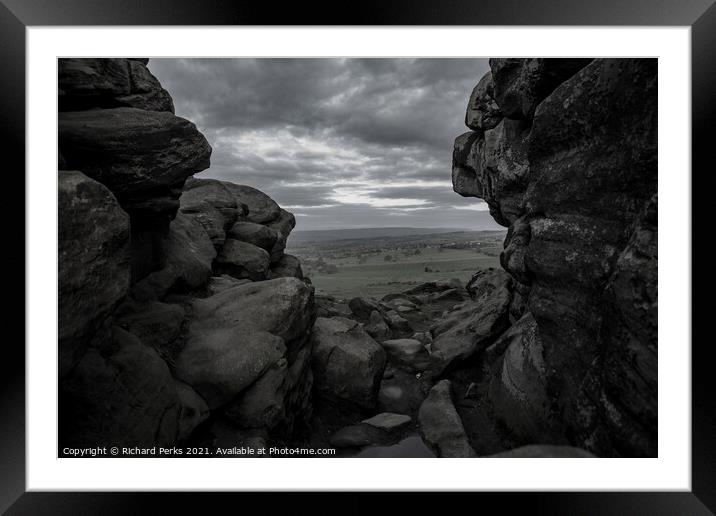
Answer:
[{"left": 302, "top": 247, "right": 500, "bottom": 299}]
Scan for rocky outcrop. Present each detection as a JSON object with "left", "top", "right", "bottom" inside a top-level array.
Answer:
[
  {"left": 310, "top": 317, "right": 387, "bottom": 410},
  {"left": 452, "top": 58, "right": 657, "bottom": 457},
  {"left": 58, "top": 58, "right": 313, "bottom": 449}
]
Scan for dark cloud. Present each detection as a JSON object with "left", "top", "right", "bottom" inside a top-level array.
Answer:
[{"left": 149, "top": 58, "right": 500, "bottom": 230}]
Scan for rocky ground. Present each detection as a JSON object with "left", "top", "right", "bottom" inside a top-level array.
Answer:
[{"left": 58, "top": 57, "right": 656, "bottom": 458}]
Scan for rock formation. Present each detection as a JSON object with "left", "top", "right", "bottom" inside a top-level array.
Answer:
[
  {"left": 451, "top": 58, "right": 657, "bottom": 457},
  {"left": 58, "top": 58, "right": 315, "bottom": 448}
]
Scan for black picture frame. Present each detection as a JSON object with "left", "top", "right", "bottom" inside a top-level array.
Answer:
[{"left": 1, "top": 1, "right": 712, "bottom": 513}]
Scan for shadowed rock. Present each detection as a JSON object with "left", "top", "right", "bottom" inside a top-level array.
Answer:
[
  {"left": 215, "top": 239, "right": 271, "bottom": 281},
  {"left": 59, "top": 171, "right": 130, "bottom": 377},
  {"left": 59, "top": 327, "right": 180, "bottom": 448},
  {"left": 175, "top": 380, "right": 210, "bottom": 443},
  {"left": 131, "top": 212, "right": 216, "bottom": 300}
]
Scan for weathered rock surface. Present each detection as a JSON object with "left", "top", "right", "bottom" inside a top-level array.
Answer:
[
  {"left": 310, "top": 317, "right": 387, "bottom": 409},
  {"left": 453, "top": 58, "right": 657, "bottom": 457},
  {"left": 174, "top": 278, "right": 315, "bottom": 411},
  {"left": 59, "top": 327, "right": 180, "bottom": 448},
  {"left": 206, "top": 275, "right": 252, "bottom": 296},
  {"left": 59, "top": 107, "right": 211, "bottom": 223},
  {"left": 215, "top": 239, "right": 271, "bottom": 281},
  {"left": 486, "top": 313, "right": 561, "bottom": 443},
  {"left": 180, "top": 178, "right": 244, "bottom": 249},
  {"left": 465, "top": 71, "right": 502, "bottom": 131},
  {"left": 228, "top": 221, "right": 278, "bottom": 251},
  {"left": 363, "top": 412, "right": 412, "bottom": 433},
  {"left": 269, "top": 254, "right": 304, "bottom": 280},
  {"left": 428, "top": 269, "right": 512, "bottom": 376},
  {"left": 59, "top": 58, "right": 174, "bottom": 112},
  {"left": 418, "top": 380, "right": 475, "bottom": 457},
  {"left": 221, "top": 182, "right": 281, "bottom": 224},
  {"left": 58, "top": 171, "right": 131, "bottom": 376},
  {"left": 489, "top": 58, "right": 592, "bottom": 120}
]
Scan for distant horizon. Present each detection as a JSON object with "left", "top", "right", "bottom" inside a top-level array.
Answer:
[{"left": 291, "top": 226, "right": 506, "bottom": 233}]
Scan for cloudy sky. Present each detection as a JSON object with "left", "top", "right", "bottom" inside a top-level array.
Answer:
[{"left": 150, "top": 58, "right": 500, "bottom": 231}]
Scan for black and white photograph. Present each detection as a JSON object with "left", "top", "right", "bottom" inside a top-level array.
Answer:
[{"left": 57, "top": 57, "right": 657, "bottom": 459}]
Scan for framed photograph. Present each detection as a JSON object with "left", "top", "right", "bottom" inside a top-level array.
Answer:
[{"left": 2, "top": 0, "right": 712, "bottom": 513}]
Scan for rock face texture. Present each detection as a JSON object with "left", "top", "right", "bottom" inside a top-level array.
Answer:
[
  {"left": 58, "top": 58, "right": 313, "bottom": 449},
  {"left": 310, "top": 317, "right": 387, "bottom": 410},
  {"left": 452, "top": 58, "right": 657, "bottom": 457},
  {"left": 58, "top": 171, "right": 131, "bottom": 377}
]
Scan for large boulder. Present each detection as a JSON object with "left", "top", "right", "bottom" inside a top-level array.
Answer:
[
  {"left": 215, "top": 239, "right": 271, "bottom": 281},
  {"left": 269, "top": 254, "right": 304, "bottom": 280},
  {"left": 59, "top": 327, "right": 180, "bottom": 448},
  {"left": 58, "top": 58, "right": 174, "bottom": 112},
  {"left": 489, "top": 58, "right": 592, "bottom": 120},
  {"left": 174, "top": 278, "right": 315, "bottom": 411},
  {"left": 427, "top": 269, "right": 512, "bottom": 376},
  {"left": 180, "top": 177, "right": 244, "bottom": 249},
  {"left": 228, "top": 221, "right": 278, "bottom": 251},
  {"left": 418, "top": 380, "right": 475, "bottom": 457},
  {"left": 310, "top": 317, "right": 387, "bottom": 409},
  {"left": 59, "top": 107, "right": 211, "bottom": 224},
  {"left": 58, "top": 171, "right": 130, "bottom": 377},
  {"left": 224, "top": 345, "right": 313, "bottom": 432},
  {"left": 131, "top": 212, "right": 216, "bottom": 300}
]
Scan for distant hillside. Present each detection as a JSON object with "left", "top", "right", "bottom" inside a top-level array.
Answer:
[{"left": 288, "top": 227, "right": 505, "bottom": 245}]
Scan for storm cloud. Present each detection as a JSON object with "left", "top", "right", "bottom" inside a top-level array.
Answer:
[{"left": 149, "top": 58, "right": 500, "bottom": 231}]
